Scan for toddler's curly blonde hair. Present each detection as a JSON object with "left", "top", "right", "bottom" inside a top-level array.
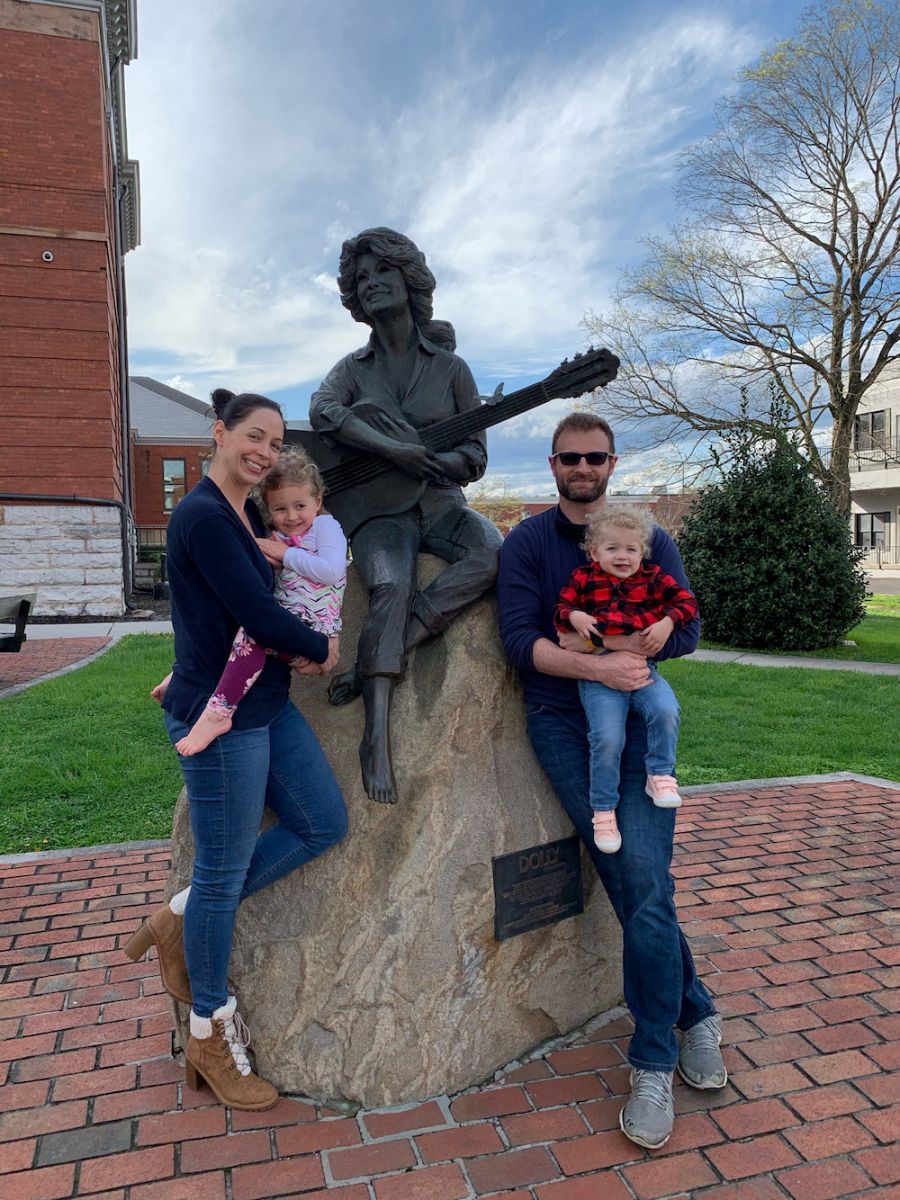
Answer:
[
  {"left": 259, "top": 447, "right": 325, "bottom": 524},
  {"left": 584, "top": 503, "right": 653, "bottom": 561}
]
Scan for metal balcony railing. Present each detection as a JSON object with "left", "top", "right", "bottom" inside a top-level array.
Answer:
[{"left": 850, "top": 436, "right": 900, "bottom": 473}]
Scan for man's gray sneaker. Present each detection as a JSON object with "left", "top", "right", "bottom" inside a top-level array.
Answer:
[
  {"left": 678, "top": 1013, "right": 727, "bottom": 1089},
  {"left": 618, "top": 1069, "right": 674, "bottom": 1149}
]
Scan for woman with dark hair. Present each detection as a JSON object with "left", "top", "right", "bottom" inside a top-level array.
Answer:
[{"left": 124, "top": 389, "right": 346, "bottom": 1111}]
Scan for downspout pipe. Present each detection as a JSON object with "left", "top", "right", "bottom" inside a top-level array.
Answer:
[
  {"left": 109, "top": 53, "right": 136, "bottom": 606},
  {"left": 0, "top": 493, "right": 135, "bottom": 611}
]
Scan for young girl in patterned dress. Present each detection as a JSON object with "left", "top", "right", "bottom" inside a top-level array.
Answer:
[{"left": 161, "top": 449, "right": 347, "bottom": 756}]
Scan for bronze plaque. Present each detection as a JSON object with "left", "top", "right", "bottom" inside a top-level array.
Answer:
[{"left": 492, "top": 835, "right": 584, "bottom": 940}]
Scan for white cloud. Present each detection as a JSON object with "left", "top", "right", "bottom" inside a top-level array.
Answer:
[{"left": 123, "top": 2, "right": 767, "bottom": 411}]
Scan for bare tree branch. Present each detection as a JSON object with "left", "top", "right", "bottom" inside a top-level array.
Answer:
[{"left": 584, "top": 0, "right": 900, "bottom": 512}]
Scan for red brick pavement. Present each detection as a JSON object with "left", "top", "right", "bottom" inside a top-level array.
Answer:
[
  {"left": 0, "top": 638, "right": 111, "bottom": 691},
  {"left": 0, "top": 778, "right": 897, "bottom": 1198}
]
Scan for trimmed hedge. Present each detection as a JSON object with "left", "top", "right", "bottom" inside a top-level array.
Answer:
[{"left": 679, "top": 432, "right": 867, "bottom": 651}]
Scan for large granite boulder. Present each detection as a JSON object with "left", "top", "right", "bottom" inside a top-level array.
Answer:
[{"left": 168, "top": 557, "right": 622, "bottom": 1108}]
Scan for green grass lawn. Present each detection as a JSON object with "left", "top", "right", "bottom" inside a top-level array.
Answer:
[
  {"left": 0, "top": 634, "right": 898, "bottom": 854},
  {"left": 661, "top": 658, "right": 900, "bottom": 786},
  {"left": 0, "top": 635, "right": 181, "bottom": 855},
  {"left": 699, "top": 593, "right": 900, "bottom": 664}
]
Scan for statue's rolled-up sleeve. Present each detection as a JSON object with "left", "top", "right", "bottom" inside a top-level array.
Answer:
[{"left": 309, "top": 358, "right": 355, "bottom": 434}]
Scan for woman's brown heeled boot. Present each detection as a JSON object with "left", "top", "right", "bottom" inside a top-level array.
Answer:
[
  {"left": 185, "top": 998, "right": 278, "bottom": 1111},
  {"left": 123, "top": 904, "right": 191, "bottom": 1004}
]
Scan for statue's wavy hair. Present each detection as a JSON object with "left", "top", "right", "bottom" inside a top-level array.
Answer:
[{"left": 337, "top": 227, "right": 436, "bottom": 330}]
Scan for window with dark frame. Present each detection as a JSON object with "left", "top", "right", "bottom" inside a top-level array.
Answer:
[
  {"left": 855, "top": 511, "right": 890, "bottom": 548},
  {"left": 853, "top": 410, "right": 886, "bottom": 450},
  {"left": 162, "top": 458, "right": 186, "bottom": 512}
]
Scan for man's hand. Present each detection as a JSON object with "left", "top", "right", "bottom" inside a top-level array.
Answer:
[
  {"left": 588, "top": 651, "right": 652, "bottom": 692},
  {"left": 292, "top": 636, "right": 340, "bottom": 676},
  {"left": 638, "top": 616, "right": 674, "bottom": 657},
  {"left": 558, "top": 628, "right": 595, "bottom": 654},
  {"left": 256, "top": 536, "right": 286, "bottom": 566},
  {"left": 602, "top": 632, "right": 651, "bottom": 656}
]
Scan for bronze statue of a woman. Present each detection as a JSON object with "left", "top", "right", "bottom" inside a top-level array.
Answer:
[{"left": 308, "top": 228, "right": 502, "bottom": 804}]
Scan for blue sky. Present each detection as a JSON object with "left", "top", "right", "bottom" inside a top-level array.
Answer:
[{"left": 124, "top": 0, "right": 814, "bottom": 495}]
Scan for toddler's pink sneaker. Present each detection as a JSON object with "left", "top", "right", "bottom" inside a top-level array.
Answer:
[
  {"left": 645, "top": 775, "right": 682, "bottom": 808},
  {"left": 592, "top": 810, "right": 622, "bottom": 854}
]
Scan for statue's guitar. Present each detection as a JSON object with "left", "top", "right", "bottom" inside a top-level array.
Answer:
[{"left": 284, "top": 347, "right": 619, "bottom": 535}]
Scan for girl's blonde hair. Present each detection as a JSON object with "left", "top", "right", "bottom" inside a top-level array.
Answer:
[
  {"left": 260, "top": 447, "right": 325, "bottom": 511},
  {"left": 584, "top": 503, "right": 653, "bottom": 560}
]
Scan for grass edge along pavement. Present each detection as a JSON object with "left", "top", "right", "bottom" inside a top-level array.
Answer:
[
  {"left": 0, "top": 633, "right": 898, "bottom": 854},
  {"left": 699, "top": 593, "right": 900, "bottom": 665}
]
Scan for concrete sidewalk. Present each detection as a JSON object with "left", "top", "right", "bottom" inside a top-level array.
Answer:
[
  {"left": 0, "top": 775, "right": 897, "bottom": 1199},
  {"left": 688, "top": 649, "right": 900, "bottom": 676},
  {"left": 25, "top": 620, "right": 173, "bottom": 641}
]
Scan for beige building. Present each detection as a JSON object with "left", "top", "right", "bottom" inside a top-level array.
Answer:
[{"left": 850, "top": 366, "right": 900, "bottom": 567}]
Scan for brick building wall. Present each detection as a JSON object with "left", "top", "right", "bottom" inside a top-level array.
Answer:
[
  {"left": 0, "top": 0, "right": 138, "bottom": 615},
  {"left": 131, "top": 442, "right": 210, "bottom": 528}
]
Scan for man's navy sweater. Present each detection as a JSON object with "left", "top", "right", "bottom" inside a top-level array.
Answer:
[
  {"left": 497, "top": 505, "right": 700, "bottom": 711},
  {"left": 163, "top": 476, "right": 329, "bottom": 730}
]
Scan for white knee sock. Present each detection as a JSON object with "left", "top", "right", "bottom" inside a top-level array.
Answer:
[{"left": 169, "top": 886, "right": 191, "bottom": 916}]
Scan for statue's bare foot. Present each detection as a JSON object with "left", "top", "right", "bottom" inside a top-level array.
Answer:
[
  {"left": 359, "top": 735, "right": 397, "bottom": 804},
  {"left": 328, "top": 666, "right": 361, "bottom": 706}
]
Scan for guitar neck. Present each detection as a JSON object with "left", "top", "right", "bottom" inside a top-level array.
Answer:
[
  {"left": 317, "top": 351, "right": 617, "bottom": 496},
  {"left": 319, "top": 380, "right": 552, "bottom": 495}
]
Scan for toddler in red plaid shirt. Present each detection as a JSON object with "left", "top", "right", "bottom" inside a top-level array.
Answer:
[{"left": 554, "top": 505, "right": 698, "bottom": 854}]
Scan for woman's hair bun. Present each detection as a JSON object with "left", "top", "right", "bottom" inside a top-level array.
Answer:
[{"left": 210, "top": 388, "right": 235, "bottom": 419}]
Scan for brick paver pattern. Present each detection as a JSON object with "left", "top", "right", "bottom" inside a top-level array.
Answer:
[
  {"left": 0, "top": 778, "right": 897, "bottom": 1199},
  {"left": 0, "top": 637, "right": 110, "bottom": 691}
]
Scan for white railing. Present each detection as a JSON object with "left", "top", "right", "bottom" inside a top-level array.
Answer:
[{"left": 857, "top": 542, "right": 897, "bottom": 568}]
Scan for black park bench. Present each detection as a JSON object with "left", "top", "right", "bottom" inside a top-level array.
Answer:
[{"left": 0, "top": 592, "right": 36, "bottom": 653}]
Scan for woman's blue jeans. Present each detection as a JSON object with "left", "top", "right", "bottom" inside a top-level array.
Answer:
[
  {"left": 526, "top": 702, "right": 715, "bottom": 1071},
  {"left": 164, "top": 701, "right": 348, "bottom": 1017},
  {"left": 578, "top": 666, "right": 680, "bottom": 811}
]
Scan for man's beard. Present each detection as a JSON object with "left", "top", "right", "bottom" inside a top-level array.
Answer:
[{"left": 557, "top": 474, "right": 609, "bottom": 504}]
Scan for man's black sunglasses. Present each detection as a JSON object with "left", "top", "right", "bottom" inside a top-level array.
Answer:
[{"left": 550, "top": 451, "right": 613, "bottom": 467}]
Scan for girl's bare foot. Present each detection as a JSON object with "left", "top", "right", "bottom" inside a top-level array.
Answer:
[{"left": 175, "top": 709, "right": 232, "bottom": 756}]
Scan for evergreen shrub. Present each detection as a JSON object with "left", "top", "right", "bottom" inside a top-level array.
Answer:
[{"left": 679, "top": 419, "right": 868, "bottom": 652}]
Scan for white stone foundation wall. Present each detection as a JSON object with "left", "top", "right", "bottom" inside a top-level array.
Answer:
[{"left": 0, "top": 504, "right": 126, "bottom": 617}]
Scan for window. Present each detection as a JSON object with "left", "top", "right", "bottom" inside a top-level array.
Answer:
[
  {"left": 855, "top": 511, "right": 890, "bottom": 548},
  {"left": 854, "top": 410, "right": 886, "bottom": 450},
  {"left": 162, "top": 458, "right": 186, "bottom": 512}
]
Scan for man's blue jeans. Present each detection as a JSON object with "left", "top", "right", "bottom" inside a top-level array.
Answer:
[
  {"left": 526, "top": 702, "right": 715, "bottom": 1071},
  {"left": 578, "top": 666, "right": 680, "bottom": 811},
  {"left": 164, "top": 700, "right": 347, "bottom": 1017}
]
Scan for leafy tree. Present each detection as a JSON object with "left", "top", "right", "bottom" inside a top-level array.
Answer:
[
  {"left": 467, "top": 485, "right": 527, "bottom": 535},
  {"left": 585, "top": 0, "right": 900, "bottom": 513},
  {"left": 679, "top": 397, "right": 868, "bottom": 650}
]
